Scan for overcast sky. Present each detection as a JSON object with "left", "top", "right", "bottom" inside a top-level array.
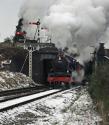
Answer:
[{"left": 0, "top": 0, "right": 25, "bottom": 42}]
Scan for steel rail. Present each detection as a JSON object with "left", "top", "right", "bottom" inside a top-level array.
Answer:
[{"left": 0, "top": 86, "right": 81, "bottom": 112}]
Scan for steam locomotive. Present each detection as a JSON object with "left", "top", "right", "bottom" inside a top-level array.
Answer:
[
  {"left": 13, "top": 18, "right": 93, "bottom": 86},
  {"left": 47, "top": 50, "right": 84, "bottom": 86}
]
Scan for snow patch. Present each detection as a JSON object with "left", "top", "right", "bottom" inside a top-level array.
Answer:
[
  {"left": 0, "top": 87, "right": 102, "bottom": 125},
  {"left": 0, "top": 71, "right": 36, "bottom": 91},
  {"left": 0, "top": 76, "right": 5, "bottom": 83}
]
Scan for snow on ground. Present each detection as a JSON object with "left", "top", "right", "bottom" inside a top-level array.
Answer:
[
  {"left": 0, "top": 87, "right": 102, "bottom": 125},
  {"left": 0, "top": 76, "right": 5, "bottom": 83},
  {"left": 0, "top": 71, "right": 37, "bottom": 91}
]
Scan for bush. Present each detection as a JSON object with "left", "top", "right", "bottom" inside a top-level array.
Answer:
[{"left": 89, "top": 62, "right": 109, "bottom": 122}]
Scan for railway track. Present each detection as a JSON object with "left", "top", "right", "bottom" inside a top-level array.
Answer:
[
  {"left": 0, "top": 86, "right": 81, "bottom": 112},
  {"left": 0, "top": 89, "right": 63, "bottom": 112},
  {"left": 0, "top": 88, "right": 48, "bottom": 103},
  {"left": 0, "top": 85, "right": 47, "bottom": 96}
]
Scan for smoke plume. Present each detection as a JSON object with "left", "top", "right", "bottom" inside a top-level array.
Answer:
[{"left": 19, "top": 0, "right": 109, "bottom": 58}]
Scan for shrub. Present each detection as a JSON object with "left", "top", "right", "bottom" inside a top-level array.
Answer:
[{"left": 89, "top": 62, "right": 109, "bottom": 122}]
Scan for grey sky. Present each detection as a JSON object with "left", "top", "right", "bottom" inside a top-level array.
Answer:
[{"left": 0, "top": 0, "right": 25, "bottom": 42}]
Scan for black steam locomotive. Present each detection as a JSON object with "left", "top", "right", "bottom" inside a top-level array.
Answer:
[{"left": 47, "top": 50, "right": 84, "bottom": 85}]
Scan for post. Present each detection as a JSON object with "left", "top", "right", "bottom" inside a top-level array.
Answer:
[
  {"left": 29, "top": 49, "right": 32, "bottom": 78},
  {"left": 34, "top": 28, "right": 37, "bottom": 40},
  {"left": 34, "top": 19, "right": 40, "bottom": 42},
  {"left": 37, "top": 23, "right": 40, "bottom": 43}
]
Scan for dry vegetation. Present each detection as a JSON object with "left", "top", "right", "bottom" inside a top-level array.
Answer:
[{"left": 89, "top": 61, "right": 109, "bottom": 124}]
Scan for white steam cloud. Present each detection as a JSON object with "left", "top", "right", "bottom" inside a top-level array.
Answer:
[{"left": 19, "top": 0, "right": 109, "bottom": 59}]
